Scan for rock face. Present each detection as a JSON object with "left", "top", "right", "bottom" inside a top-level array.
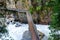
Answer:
[
  {"left": 0, "top": 0, "right": 50, "bottom": 24},
  {"left": 6, "top": 0, "right": 16, "bottom": 9},
  {"left": 21, "top": 31, "right": 32, "bottom": 40},
  {"left": 17, "top": 12, "right": 27, "bottom": 23},
  {"left": 16, "top": 0, "right": 31, "bottom": 10}
]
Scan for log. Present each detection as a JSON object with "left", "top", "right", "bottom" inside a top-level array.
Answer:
[{"left": 26, "top": 11, "right": 40, "bottom": 40}]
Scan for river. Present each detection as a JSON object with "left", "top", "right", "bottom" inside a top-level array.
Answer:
[{"left": 0, "top": 22, "right": 50, "bottom": 40}]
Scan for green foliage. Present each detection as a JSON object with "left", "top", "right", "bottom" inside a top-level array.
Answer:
[
  {"left": 50, "top": 0, "right": 60, "bottom": 30},
  {"left": 29, "top": 0, "right": 41, "bottom": 14},
  {"left": 49, "top": 33, "right": 60, "bottom": 40},
  {"left": 53, "top": 6, "right": 60, "bottom": 13},
  {"left": 29, "top": 6, "right": 34, "bottom": 14},
  {"left": 0, "top": 13, "right": 7, "bottom": 34},
  {"left": 0, "top": 13, "right": 4, "bottom": 17},
  {"left": 37, "top": 0, "right": 41, "bottom": 2},
  {"left": 51, "top": 34, "right": 60, "bottom": 40},
  {"left": 46, "top": 1, "right": 55, "bottom": 7},
  {"left": 50, "top": 13, "right": 59, "bottom": 30},
  {"left": 36, "top": 6, "right": 41, "bottom": 11},
  {"left": 0, "top": 26, "right": 7, "bottom": 34},
  {"left": 29, "top": 6, "right": 41, "bottom": 14},
  {"left": 48, "top": 0, "right": 60, "bottom": 40}
]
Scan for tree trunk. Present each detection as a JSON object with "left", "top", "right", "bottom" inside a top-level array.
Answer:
[{"left": 26, "top": 11, "right": 40, "bottom": 40}]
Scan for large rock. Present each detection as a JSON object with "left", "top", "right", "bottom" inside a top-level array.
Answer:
[{"left": 21, "top": 30, "right": 44, "bottom": 40}]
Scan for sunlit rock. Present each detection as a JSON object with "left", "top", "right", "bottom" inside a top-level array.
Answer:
[
  {"left": 6, "top": 0, "right": 16, "bottom": 9},
  {"left": 22, "top": 30, "right": 44, "bottom": 40}
]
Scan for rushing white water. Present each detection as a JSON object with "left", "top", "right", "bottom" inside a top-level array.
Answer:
[
  {"left": 0, "top": 18, "right": 51, "bottom": 40},
  {"left": 6, "top": 22, "right": 50, "bottom": 40}
]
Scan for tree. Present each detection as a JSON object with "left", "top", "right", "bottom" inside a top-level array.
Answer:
[
  {"left": 48, "top": 0, "right": 60, "bottom": 40},
  {"left": 26, "top": 11, "right": 40, "bottom": 40}
]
